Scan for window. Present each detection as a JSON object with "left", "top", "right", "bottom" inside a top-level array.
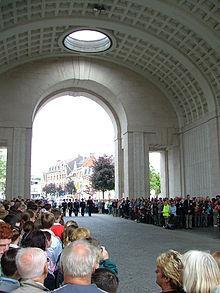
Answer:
[{"left": 63, "top": 29, "right": 112, "bottom": 53}]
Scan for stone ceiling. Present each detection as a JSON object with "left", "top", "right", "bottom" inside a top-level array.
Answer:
[{"left": 0, "top": 0, "right": 219, "bottom": 126}]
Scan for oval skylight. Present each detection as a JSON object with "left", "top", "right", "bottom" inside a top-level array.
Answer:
[{"left": 63, "top": 29, "right": 112, "bottom": 53}]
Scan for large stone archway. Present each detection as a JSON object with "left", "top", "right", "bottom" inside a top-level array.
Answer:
[{"left": 0, "top": 56, "right": 179, "bottom": 199}]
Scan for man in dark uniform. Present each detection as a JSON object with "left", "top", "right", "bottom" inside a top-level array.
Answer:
[
  {"left": 80, "top": 198, "right": 86, "bottom": 217},
  {"left": 68, "top": 199, "right": 73, "bottom": 217},
  {"left": 62, "top": 199, "right": 67, "bottom": 217},
  {"left": 87, "top": 196, "right": 94, "bottom": 217},
  {"left": 73, "top": 199, "right": 80, "bottom": 217}
]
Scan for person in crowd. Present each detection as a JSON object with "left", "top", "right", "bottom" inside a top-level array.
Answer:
[
  {"left": 67, "top": 200, "right": 73, "bottom": 218},
  {"left": 0, "top": 205, "right": 9, "bottom": 221},
  {"left": 61, "top": 200, "right": 67, "bottom": 217},
  {"left": 51, "top": 209, "right": 64, "bottom": 239},
  {"left": 0, "top": 248, "right": 20, "bottom": 292},
  {"left": 182, "top": 250, "right": 220, "bottom": 293},
  {"left": 64, "top": 220, "right": 78, "bottom": 229},
  {"left": 212, "top": 251, "right": 220, "bottom": 270},
  {"left": 21, "top": 220, "right": 34, "bottom": 243},
  {"left": 183, "top": 195, "right": 194, "bottom": 229},
  {"left": 11, "top": 247, "right": 49, "bottom": 292},
  {"left": 20, "top": 210, "right": 35, "bottom": 226},
  {"left": 156, "top": 250, "right": 184, "bottom": 293},
  {"left": 20, "top": 230, "right": 55, "bottom": 277},
  {"left": 4, "top": 214, "right": 22, "bottom": 230},
  {"left": 40, "top": 212, "right": 62, "bottom": 264},
  {"left": 87, "top": 197, "right": 94, "bottom": 217},
  {"left": 62, "top": 225, "right": 79, "bottom": 247},
  {"left": 98, "top": 245, "right": 118, "bottom": 275},
  {"left": 92, "top": 268, "right": 119, "bottom": 293},
  {"left": 71, "top": 227, "right": 91, "bottom": 241},
  {"left": 0, "top": 222, "right": 13, "bottom": 257},
  {"left": 52, "top": 240, "right": 103, "bottom": 292},
  {"left": 80, "top": 199, "right": 86, "bottom": 217},
  {"left": 10, "top": 227, "right": 21, "bottom": 249},
  {"left": 73, "top": 199, "right": 80, "bottom": 217},
  {"left": 162, "top": 200, "right": 170, "bottom": 228}
]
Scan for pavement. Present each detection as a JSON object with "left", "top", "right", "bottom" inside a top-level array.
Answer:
[{"left": 64, "top": 214, "right": 220, "bottom": 293}]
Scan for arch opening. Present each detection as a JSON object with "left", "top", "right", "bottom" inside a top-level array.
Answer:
[{"left": 31, "top": 93, "right": 122, "bottom": 200}]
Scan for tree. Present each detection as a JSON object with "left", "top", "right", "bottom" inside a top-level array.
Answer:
[
  {"left": 90, "top": 155, "right": 115, "bottom": 199},
  {"left": 65, "top": 180, "right": 76, "bottom": 195},
  {"left": 149, "top": 164, "right": 161, "bottom": 195},
  {"left": 42, "top": 183, "right": 56, "bottom": 195},
  {"left": 0, "top": 149, "right": 7, "bottom": 194}
]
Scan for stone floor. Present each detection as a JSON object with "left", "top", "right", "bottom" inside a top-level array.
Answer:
[{"left": 65, "top": 214, "right": 220, "bottom": 293}]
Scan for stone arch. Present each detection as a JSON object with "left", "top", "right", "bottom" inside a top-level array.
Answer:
[
  {"left": 32, "top": 82, "right": 127, "bottom": 198},
  {"left": 0, "top": 56, "right": 178, "bottom": 198}
]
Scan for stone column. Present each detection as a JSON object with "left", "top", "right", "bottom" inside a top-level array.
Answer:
[
  {"left": 160, "top": 151, "right": 168, "bottom": 198},
  {"left": 123, "top": 131, "right": 149, "bottom": 198},
  {"left": 168, "top": 146, "right": 181, "bottom": 197},
  {"left": 7, "top": 127, "right": 32, "bottom": 199},
  {"left": 114, "top": 137, "right": 124, "bottom": 198}
]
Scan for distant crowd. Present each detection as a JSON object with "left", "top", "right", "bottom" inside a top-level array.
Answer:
[
  {"left": 58, "top": 194, "right": 220, "bottom": 230},
  {"left": 1, "top": 197, "right": 220, "bottom": 292},
  {"left": 107, "top": 195, "right": 220, "bottom": 230}
]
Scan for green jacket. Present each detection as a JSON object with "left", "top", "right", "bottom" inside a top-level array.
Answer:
[
  {"left": 163, "top": 204, "right": 170, "bottom": 217},
  {"left": 99, "top": 259, "right": 118, "bottom": 275}
]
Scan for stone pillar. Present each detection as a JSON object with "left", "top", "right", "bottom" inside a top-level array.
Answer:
[
  {"left": 123, "top": 131, "right": 149, "bottom": 198},
  {"left": 7, "top": 128, "right": 32, "bottom": 199},
  {"left": 114, "top": 137, "right": 124, "bottom": 198},
  {"left": 168, "top": 146, "right": 181, "bottom": 197},
  {"left": 160, "top": 150, "right": 169, "bottom": 198}
]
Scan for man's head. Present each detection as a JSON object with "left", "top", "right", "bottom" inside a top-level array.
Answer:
[
  {"left": 61, "top": 240, "right": 99, "bottom": 279},
  {"left": 1, "top": 247, "right": 19, "bottom": 278},
  {"left": 16, "top": 247, "right": 48, "bottom": 281},
  {"left": 0, "top": 222, "right": 13, "bottom": 254},
  {"left": 41, "top": 212, "right": 55, "bottom": 229},
  {"left": 92, "top": 268, "right": 119, "bottom": 293}
]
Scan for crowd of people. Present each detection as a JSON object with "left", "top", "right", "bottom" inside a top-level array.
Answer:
[
  {"left": 108, "top": 195, "right": 220, "bottom": 230},
  {"left": 0, "top": 199, "right": 118, "bottom": 292},
  {"left": 1, "top": 197, "right": 220, "bottom": 292}
]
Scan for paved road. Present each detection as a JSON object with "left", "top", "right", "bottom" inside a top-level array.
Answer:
[{"left": 65, "top": 214, "right": 220, "bottom": 293}]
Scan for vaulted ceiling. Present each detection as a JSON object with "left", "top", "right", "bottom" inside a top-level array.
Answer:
[{"left": 0, "top": 0, "right": 219, "bottom": 127}]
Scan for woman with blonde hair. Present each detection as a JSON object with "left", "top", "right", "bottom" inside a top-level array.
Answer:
[
  {"left": 156, "top": 250, "right": 184, "bottom": 292},
  {"left": 71, "top": 227, "right": 91, "bottom": 241},
  {"left": 183, "top": 250, "right": 220, "bottom": 293}
]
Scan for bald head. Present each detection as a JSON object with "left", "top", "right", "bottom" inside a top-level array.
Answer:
[
  {"left": 61, "top": 240, "right": 99, "bottom": 277},
  {"left": 16, "top": 247, "right": 47, "bottom": 279}
]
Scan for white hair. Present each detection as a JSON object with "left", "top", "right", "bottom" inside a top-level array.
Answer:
[
  {"left": 183, "top": 250, "right": 220, "bottom": 293},
  {"left": 16, "top": 247, "right": 47, "bottom": 279},
  {"left": 61, "top": 239, "right": 99, "bottom": 277}
]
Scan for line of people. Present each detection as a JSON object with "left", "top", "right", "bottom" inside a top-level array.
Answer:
[
  {"left": 60, "top": 197, "right": 94, "bottom": 217},
  {"left": 109, "top": 194, "right": 220, "bottom": 230}
]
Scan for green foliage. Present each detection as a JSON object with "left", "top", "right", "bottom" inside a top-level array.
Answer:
[
  {"left": 0, "top": 149, "right": 7, "bottom": 193},
  {"left": 90, "top": 155, "right": 115, "bottom": 198},
  {"left": 65, "top": 180, "right": 76, "bottom": 194},
  {"left": 149, "top": 164, "right": 161, "bottom": 195}
]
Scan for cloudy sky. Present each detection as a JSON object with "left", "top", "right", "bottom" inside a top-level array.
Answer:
[{"left": 31, "top": 95, "right": 160, "bottom": 176}]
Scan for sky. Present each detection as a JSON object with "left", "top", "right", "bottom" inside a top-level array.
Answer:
[{"left": 31, "top": 95, "right": 160, "bottom": 176}]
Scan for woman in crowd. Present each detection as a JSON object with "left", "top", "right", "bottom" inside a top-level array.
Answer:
[
  {"left": 183, "top": 250, "right": 220, "bottom": 293},
  {"left": 156, "top": 250, "right": 184, "bottom": 293}
]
